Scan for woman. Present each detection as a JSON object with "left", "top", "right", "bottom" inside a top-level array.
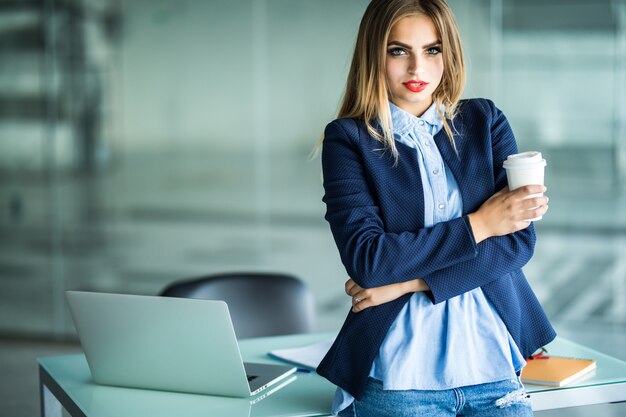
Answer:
[{"left": 317, "top": 0, "right": 556, "bottom": 416}]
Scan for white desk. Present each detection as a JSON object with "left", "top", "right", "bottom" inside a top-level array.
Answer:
[
  {"left": 523, "top": 336, "right": 626, "bottom": 410},
  {"left": 39, "top": 333, "right": 626, "bottom": 417}
]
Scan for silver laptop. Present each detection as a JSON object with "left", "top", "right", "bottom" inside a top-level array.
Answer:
[{"left": 65, "top": 291, "right": 297, "bottom": 397}]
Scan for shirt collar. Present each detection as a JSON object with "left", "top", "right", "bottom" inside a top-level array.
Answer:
[{"left": 389, "top": 101, "right": 443, "bottom": 136}]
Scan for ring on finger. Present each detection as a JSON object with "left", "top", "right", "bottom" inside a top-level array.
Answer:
[{"left": 353, "top": 297, "right": 362, "bottom": 304}]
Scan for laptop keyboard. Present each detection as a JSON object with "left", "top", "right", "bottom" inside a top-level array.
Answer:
[{"left": 247, "top": 375, "right": 258, "bottom": 382}]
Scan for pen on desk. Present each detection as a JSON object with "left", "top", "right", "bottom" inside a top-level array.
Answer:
[
  {"left": 297, "top": 367, "right": 312, "bottom": 373},
  {"left": 529, "top": 347, "right": 550, "bottom": 360}
]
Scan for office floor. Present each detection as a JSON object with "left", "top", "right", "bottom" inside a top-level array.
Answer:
[{"left": 1, "top": 150, "right": 626, "bottom": 416}]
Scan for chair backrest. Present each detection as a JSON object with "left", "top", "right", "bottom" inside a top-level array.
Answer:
[{"left": 159, "top": 272, "right": 316, "bottom": 339}]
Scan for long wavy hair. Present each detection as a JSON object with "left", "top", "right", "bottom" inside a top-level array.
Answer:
[{"left": 337, "top": 0, "right": 466, "bottom": 157}]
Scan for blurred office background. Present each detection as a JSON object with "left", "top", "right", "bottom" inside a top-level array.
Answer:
[{"left": 0, "top": 0, "right": 625, "bottom": 415}]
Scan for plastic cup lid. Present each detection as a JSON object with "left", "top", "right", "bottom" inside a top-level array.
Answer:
[{"left": 503, "top": 151, "right": 546, "bottom": 169}]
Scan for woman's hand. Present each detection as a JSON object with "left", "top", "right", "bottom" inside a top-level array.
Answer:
[
  {"left": 345, "top": 278, "right": 429, "bottom": 313},
  {"left": 468, "top": 185, "right": 549, "bottom": 244}
]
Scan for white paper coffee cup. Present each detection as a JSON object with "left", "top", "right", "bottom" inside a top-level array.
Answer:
[{"left": 503, "top": 151, "right": 547, "bottom": 221}]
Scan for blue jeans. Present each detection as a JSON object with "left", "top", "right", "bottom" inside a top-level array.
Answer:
[{"left": 338, "top": 377, "right": 533, "bottom": 417}]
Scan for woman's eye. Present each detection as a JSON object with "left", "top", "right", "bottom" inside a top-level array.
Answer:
[
  {"left": 426, "top": 47, "right": 441, "bottom": 55},
  {"left": 388, "top": 47, "right": 407, "bottom": 56}
]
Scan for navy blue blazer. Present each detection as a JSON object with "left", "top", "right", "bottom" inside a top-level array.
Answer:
[{"left": 317, "top": 98, "right": 556, "bottom": 399}]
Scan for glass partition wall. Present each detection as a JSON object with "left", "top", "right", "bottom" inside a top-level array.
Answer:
[
  {"left": 1, "top": 0, "right": 625, "bottom": 343},
  {"left": 1, "top": 0, "right": 126, "bottom": 335}
]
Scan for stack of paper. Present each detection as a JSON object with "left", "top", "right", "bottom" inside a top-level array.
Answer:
[{"left": 268, "top": 338, "right": 334, "bottom": 370}]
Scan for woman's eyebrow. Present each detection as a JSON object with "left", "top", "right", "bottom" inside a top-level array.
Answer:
[
  {"left": 423, "top": 40, "right": 442, "bottom": 49},
  {"left": 387, "top": 40, "right": 442, "bottom": 49},
  {"left": 387, "top": 40, "right": 412, "bottom": 50}
]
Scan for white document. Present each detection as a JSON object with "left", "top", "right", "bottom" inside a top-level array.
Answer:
[{"left": 268, "top": 338, "right": 334, "bottom": 370}]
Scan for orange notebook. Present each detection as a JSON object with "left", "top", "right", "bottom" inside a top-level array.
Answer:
[{"left": 521, "top": 356, "right": 597, "bottom": 387}]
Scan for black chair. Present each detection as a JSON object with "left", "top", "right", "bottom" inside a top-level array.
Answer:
[{"left": 159, "top": 272, "right": 316, "bottom": 339}]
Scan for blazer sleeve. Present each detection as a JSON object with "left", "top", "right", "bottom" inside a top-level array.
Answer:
[
  {"left": 422, "top": 100, "right": 537, "bottom": 303},
  {"left": 321, "top": 119, "right": 479, "bottom": 289}
]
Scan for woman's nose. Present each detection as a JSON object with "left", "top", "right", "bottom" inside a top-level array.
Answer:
[{"left": 409, "top": 56, "right": 425, "bottom": 75}]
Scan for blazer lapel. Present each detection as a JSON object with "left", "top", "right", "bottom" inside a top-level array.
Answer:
[{"left": 435, "top": 126, "right": 490, "bottom": 213}]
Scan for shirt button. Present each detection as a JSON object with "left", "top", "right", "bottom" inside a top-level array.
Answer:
[
  {"left": 438, "top": 203, "right": 446, "bottom": 209},
  {"left": 425, "top": 141, "right": 431, "bottom": 147},
  {"left": 418, "top": 120, "right": 425, "bottom": 126},
  {"left": 433, "top": 169, "right": 440, "bottom": 175}
]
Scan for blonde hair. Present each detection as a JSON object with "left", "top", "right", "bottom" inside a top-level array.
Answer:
[{"left": 337, "top": 0, "right": 466, "bottom": 157}]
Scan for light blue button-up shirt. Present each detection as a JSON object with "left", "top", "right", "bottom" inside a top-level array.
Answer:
[{"left": 332, "top": 102, "right": 526, "bottom": 414}]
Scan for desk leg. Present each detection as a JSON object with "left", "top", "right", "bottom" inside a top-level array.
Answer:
[
  {"left": 42, "top": 384, "right": 63, "bottom": 417},
  {"left": 39, "top": 365, "right": 86, "bottom": 417}
]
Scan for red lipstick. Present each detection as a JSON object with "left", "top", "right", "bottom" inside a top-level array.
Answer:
[{"left": 402, "top": 80, "right": 429, "bottom": 92}]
